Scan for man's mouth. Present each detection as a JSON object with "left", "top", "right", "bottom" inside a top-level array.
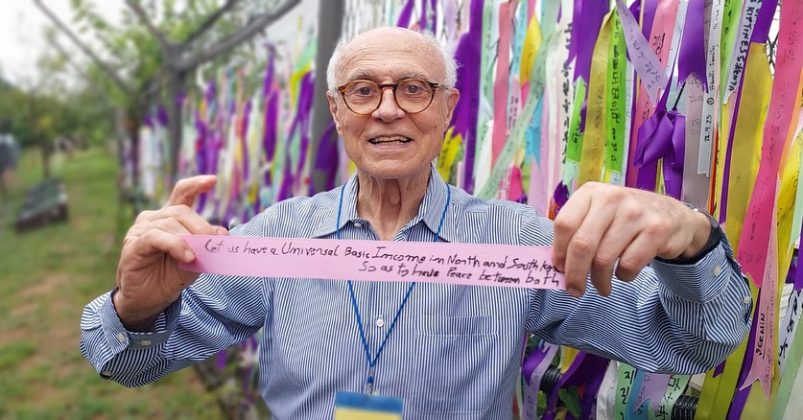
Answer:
[{"left": 369, "top": 135, "right": 413, "bottom": 144}]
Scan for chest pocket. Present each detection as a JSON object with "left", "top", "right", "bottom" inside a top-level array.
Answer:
[{"left": 409, "top": 315, "right": 499, "bottom": 415}]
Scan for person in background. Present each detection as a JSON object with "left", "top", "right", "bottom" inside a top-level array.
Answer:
[
  {"left": 81, "top": 27, "right": 751, "bottom": 419},
  {"left": 0, "top": 119, "right": 20, "bottom": 204}
]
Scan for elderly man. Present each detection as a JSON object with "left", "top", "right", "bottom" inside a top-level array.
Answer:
[{"left": 81, "top": 27, "right": 750, "bottom": 418}]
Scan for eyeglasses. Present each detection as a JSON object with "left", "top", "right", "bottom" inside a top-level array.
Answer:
[{"left": 336, "top": 78, "right": 441, "bottom": 115}]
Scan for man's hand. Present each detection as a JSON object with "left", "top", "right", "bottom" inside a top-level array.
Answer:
[
  {"left": 113, "top": 175, "right": 228, "bottom": 331},
  {"left": 551, "top": 182, "right": 711, "bottom": 297}
]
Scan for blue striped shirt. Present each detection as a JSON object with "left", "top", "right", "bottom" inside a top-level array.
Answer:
[{"left": 80, "top": 169, "right": 751, "bottom": 419}]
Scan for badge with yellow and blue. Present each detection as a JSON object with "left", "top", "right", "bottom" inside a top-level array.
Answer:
[{"left": 333, "top": 391, "right": 404, "bottom": 419}]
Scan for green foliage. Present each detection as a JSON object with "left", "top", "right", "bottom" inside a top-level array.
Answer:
[
  {"left": 0, "top": 148, "right": 220, "bottom": 418},
  {"left": 0, "top": 78, "right": 113, "bottom": 150}
]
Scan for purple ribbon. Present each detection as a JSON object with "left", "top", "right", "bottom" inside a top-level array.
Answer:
[
  {"left": 310, "top": 121, "right": 339, "bottom": 195},
  {"left": 277, "top": 153, "right": 294, "bottom": 201},
  {"left": 194, "top": 111, "right": 210, "bottom": 213},
  {"left": 625, "top": 0, "right": 657, "bottom": 38},
  {"left": 262, "top": 53, "right": 274, "bottom": 98},
  {"left": 295, "top": 73, "right": 315, "bottom": 179},
  {"left": 216, "top": 349, "right": 227, "bottom": 371},
  {"left": 718, "top": 0, "right": 780, "bottom": 222},
  {"left": 157, "top": 106, "right": 169, "bottom": 126},
  {"left": 522, "top": 342, "right": 559, "bottom": 420},
  {"left": 634, "top": 76, "right": 685, "bottom": 199},
  {"left": 418, "top": 0, "right": 427, "bottom": 30},
  {"left": 264, "top": 93, "right": 279, "bottom": 164},
  {"left": 277, "top": 72, "right": 315, "bottom": 201},
  {"left": 261, "top": 52, "right": 278, "bottom": 187},
  {"left": 713, "top": 360, "right": 726, "bottom": 377},
  {"left": 718, "top": 71, "right": 746, "bottom": 224},
  {"left": 553, "top": 182, "right": 570, "bottom": 214},
  {"left": 430, "top": 0, "right": 437, "bottom": 34},
  {"left": 751, "top": 0, "right": 779, "bottom": 43},
  {"left": 677, "top": 0, "right": 707, "bottom": 90},
  {"left": 542, "top": 352, "right": 610, "bottom": 420},
  {"left": 241, "top": 99, "right": 252, "bottom": 182},
  {"left": 727, "top": 290, "right": 762, "bottom": 419},
  {"left": 450, "top": 0, "right": 483, "bottom": 193},
  {"left": 569, "top": 0, "right": 610, "bottom": 83},
  {"left": 396, "top": 0, "right": 415, "bottom": 28},
  {"left": 794, "top": 241, "right": 803, "bottom": 291}
]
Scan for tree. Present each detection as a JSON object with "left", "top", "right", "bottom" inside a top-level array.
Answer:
[{"left": 35, "top": 0, "right": 302, "bottom": 188}]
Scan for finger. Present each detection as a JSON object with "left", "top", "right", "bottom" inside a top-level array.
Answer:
[
  {"left": 135, "top": 209, "right": 158, "bottom": 224},
  {"left": 162, "top": 205, "right": 229, "bottom": 235},
  {"left": 615, "top": 232, "right": 659, "bottom": 281},
  {"left": 563, "top": 196, "right": 617, "bottom": 297},
  {"left": 590, "top": 206, "right": 642, "bottom": 296},
  {"left": 127, "top": 228, "right": 196, "bottom": 264},
  {"left": 551, "top": 185, "right": 594, "bottom": 273},
  {"left": 166, "top": 175, "right": 217, "bottom": 208}
]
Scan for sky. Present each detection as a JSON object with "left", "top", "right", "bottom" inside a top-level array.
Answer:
[
  {"left": 0, "top": 1, "right": 124, "bottom": 87},
  {"left": 0, "top": 0, "right": 316, "bottom": 88}
]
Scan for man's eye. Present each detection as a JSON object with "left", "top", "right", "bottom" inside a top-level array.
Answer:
[{"left": 356, "top": 87, "right": 375, "bottom": 96}]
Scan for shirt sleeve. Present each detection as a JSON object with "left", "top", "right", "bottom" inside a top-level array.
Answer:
[
  {"left": 522, "top": 210, "right": 752, "bottom": 374},
  {"left": 79, "top": 214, "right": 272, "bottom": 387}
]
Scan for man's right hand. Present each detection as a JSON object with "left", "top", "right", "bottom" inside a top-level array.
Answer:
[{"left": 113, "top": 175, "right": 228, "bottom": 331}]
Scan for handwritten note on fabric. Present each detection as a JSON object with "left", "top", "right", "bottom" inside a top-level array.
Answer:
[
  {"left": 740, "top": 197, "right": 780, "bottom": 397},
  {"left": 615, "top": 0, "right": 668, "bottom": 103},
  {"left": 737, "top": 0, "right": 803, "bottom": 286},
  {"left": 180, "top": 235, "right": 565, "bottom": 290}
]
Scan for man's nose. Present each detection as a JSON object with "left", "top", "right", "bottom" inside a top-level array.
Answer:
[{"left": 371, "top": 87, "right": 405, "bottom": 121}]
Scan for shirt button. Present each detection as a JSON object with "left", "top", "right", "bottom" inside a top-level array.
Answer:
[
  {"left": 376, "top": 317, "right": 385, "bottom": 328},
  {"left": 713, "top": 265, "right": 722, "bottom": 276},
  {"left": 354, "top": 222, "right": 362, "bottom": 228},
  {"left": 141, "top": 340, "right": 152, "bottom": 347},
  {"left": 116, "top": 333, "right": 127, "bottom": 343},
  {"left": 743, "top": 296, "right": 752, "bottom": 304}
]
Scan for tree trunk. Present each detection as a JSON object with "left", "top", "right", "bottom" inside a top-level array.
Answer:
[
  {"left": 310, "top": 0, "right": 344, "bottom": 193},
  {"left": 40, "top": 141, "right": 52, "bottom": 179},
  {"left": 165, "top": 70, "right": 186, "bottom": 188}
]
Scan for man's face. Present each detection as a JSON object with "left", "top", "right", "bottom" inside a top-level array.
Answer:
[{"left": 327, "top": 29, "right": 459, "bottom": 181}]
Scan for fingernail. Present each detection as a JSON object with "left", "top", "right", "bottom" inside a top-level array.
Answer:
[
  {"left": 184, "top": 250, "right": 195, "bottom": 262},
  {"left": 217, "top": 226, "right": 228, "bottom": 235}
]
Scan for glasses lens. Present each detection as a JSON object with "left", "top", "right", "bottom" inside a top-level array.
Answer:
[
  {"left": 396, "top": 79, "right": 435, "bottom": 113},
  {"left": 343, "top": 80, "right": 381, "bottom": 114}
]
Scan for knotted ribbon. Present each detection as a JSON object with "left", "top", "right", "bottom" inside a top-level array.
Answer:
[{"left": 634, "top": 75, "right": 685, "bottom": 199}]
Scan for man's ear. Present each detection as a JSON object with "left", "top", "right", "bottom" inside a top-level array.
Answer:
[
  {"left": 327, "top": 92, "right": 343, "bottom": 135},
  {"left": 444, "top": 88, "right": 460, "bottom": 123}
]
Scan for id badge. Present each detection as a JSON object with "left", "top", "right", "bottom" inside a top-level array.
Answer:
[{"left": 333, "top": 391, "right": 404, "bottom": 420}]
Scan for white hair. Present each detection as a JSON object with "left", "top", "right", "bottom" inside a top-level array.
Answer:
[{"left": 326, "top": 28, "right": 458, "bottom": 91}]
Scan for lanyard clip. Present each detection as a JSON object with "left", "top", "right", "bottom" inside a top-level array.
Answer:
[{"left": 365, "top": 366, "right": 377, "bottom": 395}]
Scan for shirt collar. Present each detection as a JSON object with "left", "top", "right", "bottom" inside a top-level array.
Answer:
[{"left": 313, "top": 164, "right": 454, "bottom": 242}]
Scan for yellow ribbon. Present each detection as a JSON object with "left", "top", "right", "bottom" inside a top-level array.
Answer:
[
  {"left": 577, "top": 12, "right": 613, "bottom": 186},
  {"left": 437, "top": 127, "right": 463, "bottom": 182},
  {"left": 696, "top": 42, "right": 771, "bottom": 420}
]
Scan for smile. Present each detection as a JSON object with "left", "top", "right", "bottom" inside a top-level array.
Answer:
[{"left": 368, "top": 136, "right": 413, "bottom": 144}]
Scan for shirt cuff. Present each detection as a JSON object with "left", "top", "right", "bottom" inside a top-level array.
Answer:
[
  {"left": 650, "top": 243, "right": 732, "bottom": 303},
  {"left": 102, "top": 289, "right": 182, "bottom": 351}
]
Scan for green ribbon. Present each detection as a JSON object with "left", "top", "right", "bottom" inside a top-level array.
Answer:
[
  {"left": 605, "top": 11, "right": 627, "bottom": 178},
  {"left": 615, "top": 363, "right": 637, "bottom": 420}
]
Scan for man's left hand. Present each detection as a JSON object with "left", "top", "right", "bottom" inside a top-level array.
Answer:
[{"left": 551, "top": 182, "right": 711, "bottom": 297}]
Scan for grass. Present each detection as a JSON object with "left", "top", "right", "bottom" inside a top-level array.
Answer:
[{"left": 0, "top": 147, "right": 221, "bottom": 419}]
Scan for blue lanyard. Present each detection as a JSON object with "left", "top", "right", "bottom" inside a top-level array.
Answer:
[{"left": 335, "top": 181, "right": 451, "bottom": 394}]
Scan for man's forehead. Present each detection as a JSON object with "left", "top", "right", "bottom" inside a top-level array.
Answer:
[{"left": 335, "top": 29, "right": 445, "bottom": 83}]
